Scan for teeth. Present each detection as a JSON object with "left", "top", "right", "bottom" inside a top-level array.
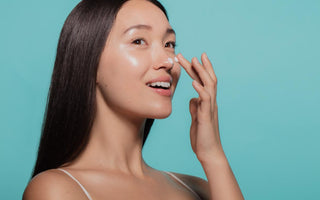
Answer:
[{"left": 147, "top": 82, "right": 171, "bottom": 88}]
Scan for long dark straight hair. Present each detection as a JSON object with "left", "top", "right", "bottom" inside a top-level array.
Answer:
[{"left": 31, "top": 0, "right": 168, "bottom": 178}]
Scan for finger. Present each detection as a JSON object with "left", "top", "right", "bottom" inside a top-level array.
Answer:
[
  {"left": 189, "top": 98, "right": 198, "bottom": 121},
  {"left": 191, "top": 57, "right": 215, "bottom": 89},
  {"left": 189, "top": 98, "right": 198, "bottom": 153},
  {"left": 201, "top": 52, "right": 217, "bottom": 83},
  {"left": 192, "top": 80, "right": 212, "bottom": 117},
  {"left": 197, "top": 54, "right": 218, "bottom": 106},
  {"left": 176, "top": 53, "right": 202, "bottom": 84}
]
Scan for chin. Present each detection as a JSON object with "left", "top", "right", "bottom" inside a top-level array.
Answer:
[
  {"left": 153, "top": 112, "right": 171, "bottom": 119},
  {"left": 148, "top": 104, "right": 172, "bottom": 119}
]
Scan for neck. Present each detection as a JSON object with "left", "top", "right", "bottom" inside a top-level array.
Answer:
[{"left": 70, "top": 88, "right": 152, "bottom": 178}]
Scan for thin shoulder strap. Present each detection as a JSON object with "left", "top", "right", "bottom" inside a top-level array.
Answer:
[
  {"left": 163, "top": 171, "right": 202, "bottom": 200},
  {"left": 56, "top": 168, "right": 93, "bottom": 200}
]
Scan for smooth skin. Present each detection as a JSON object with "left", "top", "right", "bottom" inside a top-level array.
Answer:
[{"left": 23, "top": 0, "right": 243, "bottom": 199}]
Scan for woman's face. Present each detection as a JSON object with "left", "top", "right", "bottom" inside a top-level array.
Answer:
[{"left": 97, "top": 0, "right": 181, "bottom": 119}]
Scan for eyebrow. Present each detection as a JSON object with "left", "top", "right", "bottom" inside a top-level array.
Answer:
[{"left": 123, "top": 24, "right": 176, "bottom": 36}]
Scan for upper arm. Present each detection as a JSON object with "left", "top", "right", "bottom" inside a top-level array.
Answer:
[
  {"left": 23, "top": 169, "right": 88, "bottom": 200},
  {"left": 171, "top": 172, "right": 211, "bottom": 200}
]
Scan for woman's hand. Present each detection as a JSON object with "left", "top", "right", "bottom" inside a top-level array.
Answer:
[
  {"left": 176, "top": 52, "right": 224, "bottom": 163},
  {"left": 177, "top": 53, "right": 244, "bottom": 200}
]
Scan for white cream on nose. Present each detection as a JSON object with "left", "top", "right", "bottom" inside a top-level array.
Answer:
[{"left": 168, "top": 57, "right": 174, "bottom": 64}]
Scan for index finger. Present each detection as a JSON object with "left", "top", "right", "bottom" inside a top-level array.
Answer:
[{"left": 176, "top": 53, "right": 202, "bottom": 85}]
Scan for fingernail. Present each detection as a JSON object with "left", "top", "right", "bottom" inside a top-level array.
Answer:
[
  {"left": 174, "top": 56, "right": 179, "bottom": 62},
  {"left": 204, "top": 53, "right": 213, "bottom": 65},
  {"left": 194, "top": 57, "right": 200, "bottom": 64}
]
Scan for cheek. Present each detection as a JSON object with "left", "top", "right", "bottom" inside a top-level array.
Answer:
[
  {"left": 121, "top": 49, "right": 148, "bottom": 70},
  {"left": 125, "top": 51, "right": 139, "bottom": 67},
  {"left": 119, "top": 49, "right": 151, "bottom": 84},
  {"left": 176, "top": 64, "right": 181, "bottom": 77},
  {"left": 117, "top": 42, "right": 151, "bottom": 72},
  {"left": 97, "top": 47, "right": 151, "bottom": 99},
  {"left": 173, "top": 64, "right": 181, "bottom": 83}
]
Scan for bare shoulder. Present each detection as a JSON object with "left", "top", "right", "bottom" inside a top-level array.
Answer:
[
  {"left": 23, "top": 169, "right": 88, "bottom": 200},
  {"left": 170, "top": 171, "right": 210, "bottom": 200}
]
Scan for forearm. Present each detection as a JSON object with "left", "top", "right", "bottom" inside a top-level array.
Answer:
[{"left": 199, "top": 151, "right": 244, "bottom": 200}]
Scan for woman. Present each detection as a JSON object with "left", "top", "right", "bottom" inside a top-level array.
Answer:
[{"left": 23, "top": 0, "right": 244, "bottom": 199}]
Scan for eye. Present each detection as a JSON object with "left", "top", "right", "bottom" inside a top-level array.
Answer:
[
  {"left": 165, "top": 41, "right": 176, "bottom": 49},
  {"left": 132, "top": 38, "right": 146, "bottom": 45}
]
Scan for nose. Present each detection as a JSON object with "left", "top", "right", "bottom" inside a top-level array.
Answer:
[
  {"left": 152, "top": 57, "right": 174, "bottom": 71},
  {"left": 152, "top": 53, "right": 175, "bottom": 71}
]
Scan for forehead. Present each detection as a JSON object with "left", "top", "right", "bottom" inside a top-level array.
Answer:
[{"left": 114, "top": 0, "right": 171, "bottom": 32}]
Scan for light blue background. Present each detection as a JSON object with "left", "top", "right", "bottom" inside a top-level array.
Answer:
[{"left": 1, "top": 0, "right": 319, "bottom": 199}]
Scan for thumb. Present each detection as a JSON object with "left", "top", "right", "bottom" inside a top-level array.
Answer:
[{"left": 189, "top": 98, "right": 198, "bottom": 121}]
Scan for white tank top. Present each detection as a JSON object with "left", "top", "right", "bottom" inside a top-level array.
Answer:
[{"left": 57, "top": 168, "right": 202, "bottom": 200}]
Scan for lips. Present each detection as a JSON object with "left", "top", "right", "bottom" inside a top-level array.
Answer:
[
  {"left": 146, "top": 75, "right": 173, "bottom": 97},
  {"left": 149, "top": 87, "right": 172, "bottom": 96},
  {"left": 146, "top": 76, "right": 172, "bottom": 86}
]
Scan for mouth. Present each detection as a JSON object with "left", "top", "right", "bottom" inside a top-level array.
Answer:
[
  {"left": 146, "top": 81, "right": 172, "bottom": 97},
  {"left": 147, "top": 81, "right": 171, "bottom": 89},
  {"left": 146, "top": 76, "right": 173, "bottom": 97}
]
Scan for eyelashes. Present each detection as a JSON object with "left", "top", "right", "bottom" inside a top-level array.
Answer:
[
  {"left": 165, "top": 41, "right": 177, "bottom": 49},
  {"left": 132, "top": 38, "right": 146, "bottom": 45},
  {"left": 131, "top": 38, "right": 177, "bottom": 49}
]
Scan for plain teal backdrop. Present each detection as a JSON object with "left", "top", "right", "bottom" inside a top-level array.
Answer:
[{"left": 1, "top": 0, "right": 319, "bottom": 199}]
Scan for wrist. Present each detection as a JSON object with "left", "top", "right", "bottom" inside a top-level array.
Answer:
[{"left": 197, "top": 147, "right": 228, "bottom": 166}]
